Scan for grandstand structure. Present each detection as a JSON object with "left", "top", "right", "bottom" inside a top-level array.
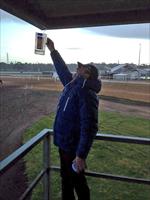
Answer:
[{"left": 0, "top": 0, "right": 150, "bottom": 29}]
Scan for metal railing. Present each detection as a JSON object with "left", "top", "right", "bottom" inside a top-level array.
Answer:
[
  {"left": 0, "top": 129, "right": 150, "bottom": 200},
  {"left": 0, "top": 128, "right": 52, "bottom": 200}
]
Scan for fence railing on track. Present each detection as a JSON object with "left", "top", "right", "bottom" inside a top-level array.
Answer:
[{"left": 0, "top": 129, "right": 150, "bottom": 200}]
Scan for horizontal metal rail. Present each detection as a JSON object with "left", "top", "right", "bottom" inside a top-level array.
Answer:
[
  {"left": 51, "top": 166, "right": 150, "bottom": 185},
  {"left": 0, "top": 129, "right": 150, "bottom": 200},
  {"left": 0, "top": 128, "right": 53, "bottom": 176},
  {"left": 95, "top": 133, "right": 150, "bottom": 145},
  {"left": 0, "top": 128, "right": 53, "bottom": 200},
  {"left": 1, "top": 130, "right": 149, "bottom": 176}
]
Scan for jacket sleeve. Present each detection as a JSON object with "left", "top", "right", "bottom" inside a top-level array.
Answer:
[
  {"left": 51, "top": 50, "right": 73, "bottom": 86},
  {"left": 76, "top": 89, "right": 99, "bottom": 159}
]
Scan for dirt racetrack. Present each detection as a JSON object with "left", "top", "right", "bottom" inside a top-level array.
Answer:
[{"left": 0, "top": 76, "right": 150, "bottom": 200}]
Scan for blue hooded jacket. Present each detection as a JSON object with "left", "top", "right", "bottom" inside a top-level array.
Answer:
[{"left": 51, "top": 50, "right": 101, "bottom": 159}]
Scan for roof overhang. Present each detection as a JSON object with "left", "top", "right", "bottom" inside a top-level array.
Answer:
[{"left": 0, "top": 0, "right": 150, "bottom": 30}]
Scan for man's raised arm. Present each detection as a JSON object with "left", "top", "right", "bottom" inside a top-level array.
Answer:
[{"left": 46, "top": 38, "right": 72, "bottom": 86}]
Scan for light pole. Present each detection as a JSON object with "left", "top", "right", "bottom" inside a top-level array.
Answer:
[{"left": 138, "top": 43, "right": 141, "bottom": 66}]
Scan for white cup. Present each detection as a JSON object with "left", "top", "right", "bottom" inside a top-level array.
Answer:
[{"left": 35, "top": 32, "right": 47, "bottom": 55}]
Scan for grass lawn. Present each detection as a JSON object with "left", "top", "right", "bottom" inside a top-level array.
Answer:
[{"left": 23, "top": 111, "right": 150, "bottom": 200}]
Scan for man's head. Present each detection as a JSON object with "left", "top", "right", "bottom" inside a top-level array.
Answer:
[{"left": 77, "top": 62, "right": 99, "bottom": 80}]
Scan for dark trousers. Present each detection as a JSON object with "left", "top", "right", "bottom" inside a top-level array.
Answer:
[{"left": 59, "top": 149, "right": 90, "bottom": 200}]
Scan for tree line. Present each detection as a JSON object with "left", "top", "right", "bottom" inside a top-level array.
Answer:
[{"left": 0, "top": 62, "right": 149, "bottom": 72}]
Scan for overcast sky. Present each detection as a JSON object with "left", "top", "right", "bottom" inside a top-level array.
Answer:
[{"left": 0, "top": 9, "right": 150, "bottom": 65}]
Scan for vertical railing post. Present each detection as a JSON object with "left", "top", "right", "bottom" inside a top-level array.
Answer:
[{"left": 43, "top": 132, "right": 51, "bottom": 200}]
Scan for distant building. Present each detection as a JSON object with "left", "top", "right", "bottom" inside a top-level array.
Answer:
[
  {"left": 97, "top": 65, "right": 111, "bottom": 78},
  {"left": 109, "top": 64, "right": 141, "bottom": 80},
  {"left": 113, "top": 73, "right": 129, "bottom": 80},
  {"left": 138, "top": 68, "right": 150, "bottom": 80}
]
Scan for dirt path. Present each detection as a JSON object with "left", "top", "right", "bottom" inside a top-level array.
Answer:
[
  {"left": 0, "top": 84, "right": 59, "bottom": 200},
  {"left": 100, "top": 99, "right": 150, "bottom": 119},
  {"left": 0, "top": 77, "right": 149, "bottom": 199}
]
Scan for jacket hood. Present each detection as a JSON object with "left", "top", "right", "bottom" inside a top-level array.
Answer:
[
  {"left": 74, "top": 76, "right": 101, "bottom": 93},
  {"left": 86, "top": 78, "right": 101, "bottom": 93}
]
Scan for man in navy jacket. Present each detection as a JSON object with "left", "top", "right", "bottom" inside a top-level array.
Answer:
[{"left": 47, "top": 38, "right": 101, "bottom": 200}]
